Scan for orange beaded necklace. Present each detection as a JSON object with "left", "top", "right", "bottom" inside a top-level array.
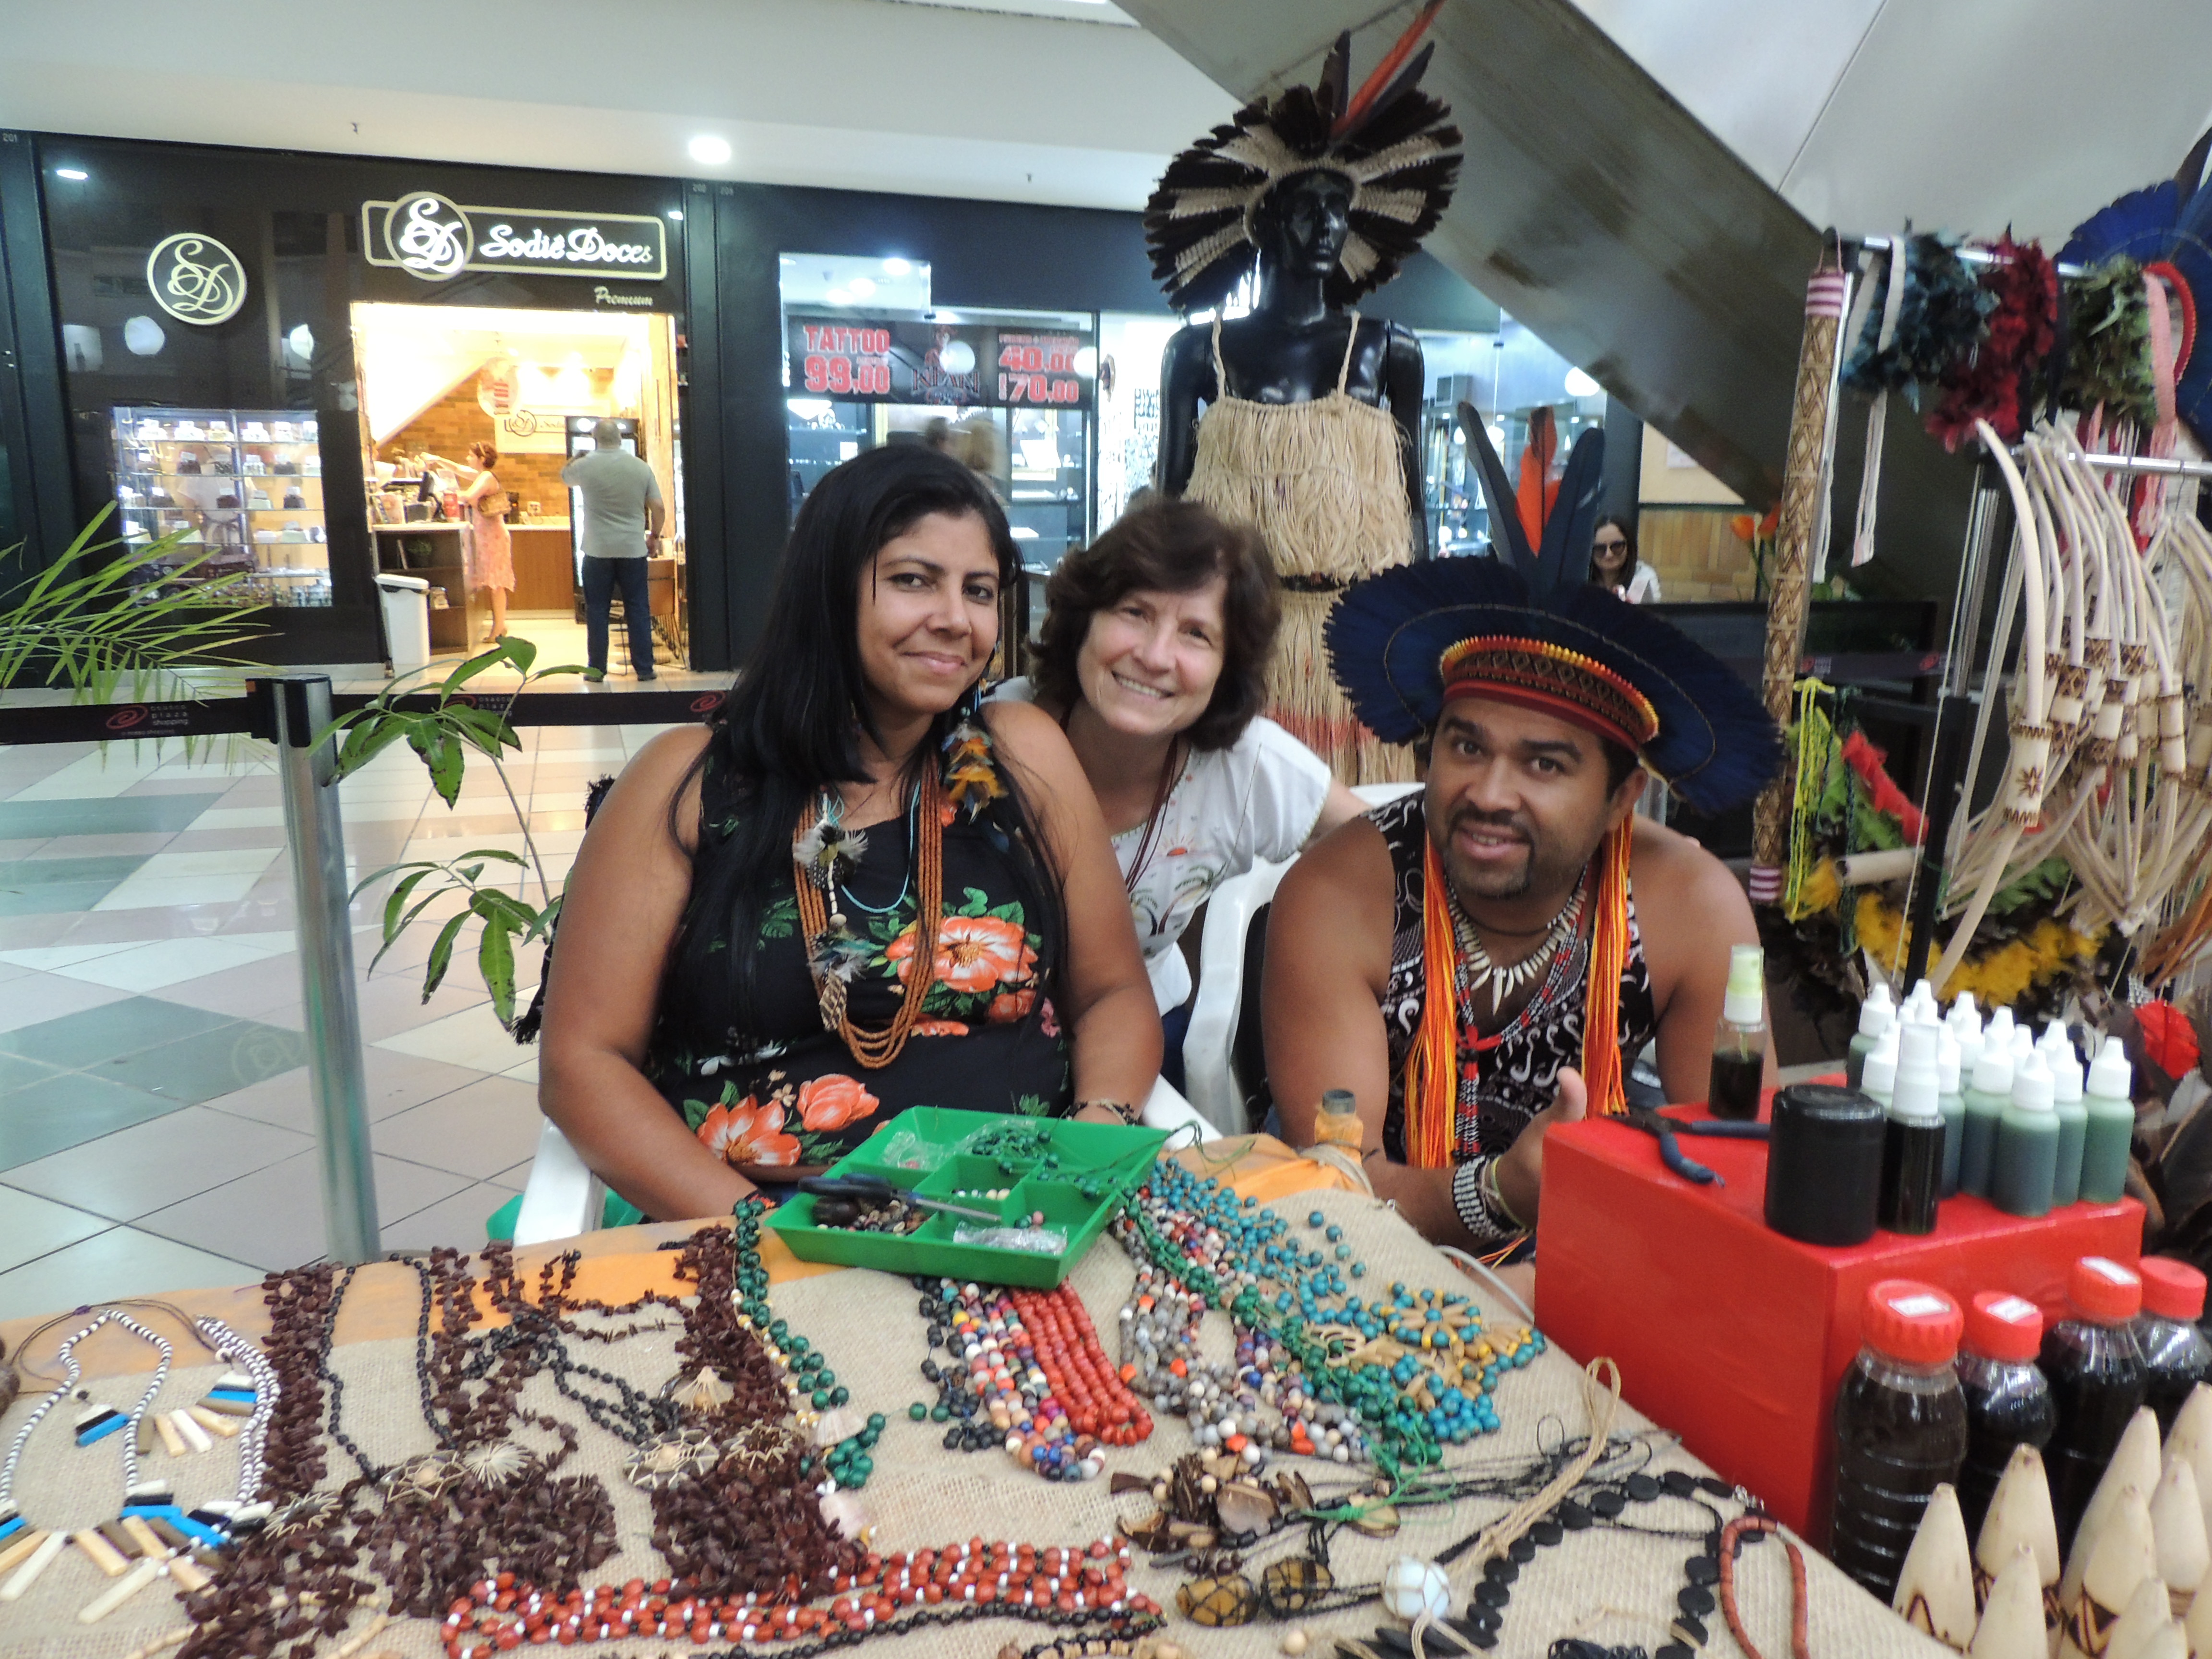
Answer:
[{"left": 792, "top": 764, "right": 946, "bottom": 1071}]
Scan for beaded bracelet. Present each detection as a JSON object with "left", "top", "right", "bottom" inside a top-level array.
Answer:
[
  {"left": 1076, "top": 1098, "right": 1143, "bottom": 1127},
  {"left": 1449, "top": 1156, "right": 1518, "bottom": 1247}
]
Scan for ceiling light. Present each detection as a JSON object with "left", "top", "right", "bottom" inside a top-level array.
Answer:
[
  {"left": 687, "top": 134, "right": 732, "bottom": 167},
  {"left": 1564, "top": 367, "right": 1601, "bottom": 398},
  {"left": 846, "top": 276, "right": 876, "bottom": 299},
  {"left": 53, "top": 167, "right": 88, "bottom": 181},
  {"left": 939, "top": 340, "right": 976, "bottom": 376},
  {"left": 881, "top": 257, "right": 912, "bottom": 277},
  {"left": 1487, "top": 425, "right": 1505, "bottom": 448},
  {"left": 827, "top": 288, "right": 851, "bottom": 305},
  {"left": 123, "top": 315, "right": 165, "bottom": 356},
  {"left": 666, "top": 208, "right": 684, "bottom": 221},
  {"left": 286, "top": 323, "right": 314, "bottom": 362}
]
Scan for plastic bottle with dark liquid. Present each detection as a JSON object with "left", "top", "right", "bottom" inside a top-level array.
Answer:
[
  {"left": 1827, "top": 1278, "right": 1969, "bottom": 1601},
  {"left": 1953, "top": 1291, "right": 2056, "bottom": 1540},
  {"left": 1708, "top": 943, "right": 1767, "bottom": 1121},
  {"left": 2041, "top": 1255, "right": 2148, "bottom": 1551},
  {"left": 1877, "top": 1022, "right": 1942, "bottom": 1235},
  {"left": 2134, "top": 1256, "right": 2212, "bottom": 1434}
]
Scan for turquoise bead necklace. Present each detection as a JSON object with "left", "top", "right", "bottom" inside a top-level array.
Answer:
[
  {"left": 1112, "top": 1162, "right": 1544, "bottom": 1480},
  {"left": 727, "top": 1198, "right": 884, "bottom": 1490}
]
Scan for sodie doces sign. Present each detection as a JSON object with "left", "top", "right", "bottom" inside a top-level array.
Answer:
[{"left": 363, "top": 192, "right": 667, "bottom": 283}]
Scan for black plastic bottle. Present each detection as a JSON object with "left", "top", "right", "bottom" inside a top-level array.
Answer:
[
  {"left": 2134, "top": 1256, "right": 2212, "bottom": 1433},
  {"left": 1953, "top": 1290, "right": 2056, "bottom": 1540},
  {"left": 2041, "top": 1255, "right": 2148, "bottom": 1552},
  {"left": 1828, "top": 1278, "right": 1969, "bottom": 1600}
]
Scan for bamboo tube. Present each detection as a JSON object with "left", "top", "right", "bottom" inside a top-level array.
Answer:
[{"left": 1750, "top": 252, "right": 1850, "bottom": 901}]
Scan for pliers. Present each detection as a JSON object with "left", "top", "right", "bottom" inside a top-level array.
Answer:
[
  {"left": 1621, "top": 1107, "right": 1769, "bottom": 1188},
  {"left": 797, "top": 1174, "right": 1000, "bottom": 1224}
]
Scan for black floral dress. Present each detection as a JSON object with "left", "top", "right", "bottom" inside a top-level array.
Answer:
[{"left": 647, "top": 733, "right": 1071, "bottom": 1175}]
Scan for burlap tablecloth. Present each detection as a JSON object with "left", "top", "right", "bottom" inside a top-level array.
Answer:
[{"left": 0, "top": 1145, "right": 1944, "bottom": 1659}]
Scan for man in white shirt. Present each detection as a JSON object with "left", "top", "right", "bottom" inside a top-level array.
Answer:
[{"left": 560, "top": 420, "right": 665, "bottom": 678}]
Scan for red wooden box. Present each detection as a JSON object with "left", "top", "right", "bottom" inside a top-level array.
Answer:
[{"left": 1533, "top": 1098, "right": 2143, "bottom": 1543}]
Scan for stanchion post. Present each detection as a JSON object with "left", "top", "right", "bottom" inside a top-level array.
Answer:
[{"left": 265, "top": 675, "right": 380, "bottom": 1263}]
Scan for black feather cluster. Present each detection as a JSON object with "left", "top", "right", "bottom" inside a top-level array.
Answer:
[{"left": 1143, "top": 57, "right": 1460, "bottom": 313}]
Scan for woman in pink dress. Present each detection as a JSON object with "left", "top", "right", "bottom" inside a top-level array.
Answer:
[{"left": 457, "top": 440, "right": 516, "bottom": 640}]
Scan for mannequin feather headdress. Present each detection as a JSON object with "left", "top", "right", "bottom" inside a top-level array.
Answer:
[{"left": 1143, "top": 2, "right": 1463, "bottom": 313}]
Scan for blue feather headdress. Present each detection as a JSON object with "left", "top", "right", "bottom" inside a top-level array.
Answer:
[
  {"left": 1324, "top": 559, "right": 1782, "bottom": 814},
  {"left": 2060, "top": 128, "right": 2212, "bottom": 450}
]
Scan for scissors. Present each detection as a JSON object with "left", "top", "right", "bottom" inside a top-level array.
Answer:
[
  {"left": 1621, "top": 1107, "right": 1769, "bottom": 1188},
  {"left": 797, "top": 1174, "right": 1001, "bottom": 1224}
]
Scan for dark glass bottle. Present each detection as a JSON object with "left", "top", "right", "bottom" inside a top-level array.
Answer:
[
  {"left": 1953, "top": 1291, "right": 2056, "bottom": 1540},
  {"left": 1828, "top": 1279, "right": 1969, "bottom": 1600},
  {"left": 2041, "top": 1255, "right": 2148, "bottom": 1552},
  {"left": 2134, "top": 1256, "right": 2212, "bottom": 1434}
]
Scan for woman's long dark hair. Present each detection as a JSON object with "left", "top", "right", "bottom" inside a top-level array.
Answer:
[
  {"left": 1587, "top": 514, "right": 1639, "bottom": 592},
  {"left": 665, "top": 445, "right": 1064, "bottom": 1046}
]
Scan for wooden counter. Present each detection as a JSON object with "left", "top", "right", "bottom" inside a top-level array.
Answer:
[{"left": 510, "top": 523, "right": 575, "bottom": 611}]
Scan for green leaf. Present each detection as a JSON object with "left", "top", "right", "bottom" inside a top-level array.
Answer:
[
  {"left": 961, "top": 887, "right": 989, "bottom": 917},
  {"left": 382, "top": 867, "right": 436, "bottom": 945},
  {"left": 423, "top": 911, "right": 469, "bottom": 1000},
  {"left": 472, "top": 889, "right": 541, "bottom": 934},
  {"left": 501, "top": 636, "right": 539, "bottom": 676},
  {"left": 475, "top": 901, "right": 516, "bottom": 1028},
  {"left": 408, "top": 725, "right": 464, "bottom": 807},
  {"left": 349, "top": 858, "right": 439, "bottom": 903},
  {"left": 333, "top": 713, "right": 416, "bottom": 779},
  {"left": 444, "top": 846, "right": 528, "bottom": 868},
  {"left": 438, "top": 646, "right": 513, "bottom": 696},
  {"left": 525, "top": 892, "right": 563, "bottom": 944}
]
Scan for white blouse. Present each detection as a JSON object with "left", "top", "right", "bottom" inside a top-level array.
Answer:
[{"left": 993, "top": 678, "right": 1332, "bottom": 1012}]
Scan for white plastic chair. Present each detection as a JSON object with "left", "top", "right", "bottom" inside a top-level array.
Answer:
[
  {"left": 1180, "top": 781, "right": 1419, "bottom": 1137},
  {"left": 511, "top": 1077, "right": 1218, "bottom": 1245}
]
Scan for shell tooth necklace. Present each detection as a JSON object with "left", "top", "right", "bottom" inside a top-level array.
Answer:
[{"left": 1445, "top": 879, "right": 1581, "bottom": 1015}]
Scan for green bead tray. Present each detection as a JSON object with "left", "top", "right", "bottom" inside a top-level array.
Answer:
[{"left": 765, "top": 1106, "right": 1168, "bottom": 1288}]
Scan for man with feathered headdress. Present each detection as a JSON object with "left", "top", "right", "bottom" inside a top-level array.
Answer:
[{"left": 1262, "top": 559, "right": 1783, "bottom": 1257}]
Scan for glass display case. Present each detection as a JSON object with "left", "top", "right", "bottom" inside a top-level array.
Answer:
[{"left": 110, "top": 406, "right": 329, "bottom": 606}]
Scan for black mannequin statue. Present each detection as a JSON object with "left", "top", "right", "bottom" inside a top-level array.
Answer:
[
  {"left": 1158, "top": 171, "right": 1429, "bottom": 557},
  {"left": 1153, "top": 169, "right": 1429, "bottom": 781}
]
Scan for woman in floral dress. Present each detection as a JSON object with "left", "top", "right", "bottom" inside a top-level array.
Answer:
[{"left": 538, "top": 446, "right": 1160, "bottom": 1220}]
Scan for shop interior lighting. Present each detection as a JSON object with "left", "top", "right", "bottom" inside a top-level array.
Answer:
[
  {"left": 939, "top": 340, "right": 976, "bottom": 375},
  {"left": 286, "top": 324, "right": 314, "bottom": 363},
  {"left": 1072, "top": 346, "right": 1097, "bottom": 377},
  {"left": 687, "top": 134, "right": 733, "bottom": 167},
  {"left": 53, "top": 167, "right": 88, "bottom": 181},
  {"left": 788, "top": 398, "right": 832, "bottom": 420},
  {"left": 881, "top": 257, "right": 913, "bottom": 276},
  {"left": 846, "top": 276, "right": 877, "bottom": 299},
  {"left": 1563, "top": 367, "right": 1600, "bottom": 398},
  {"left": 827, "top": 288, "right": 852, "bottom": 305},
  {"left": 666, "top": 208, "right": 684, "bottom": 221},
  {"left": 123, "top": 315, "right": 165, "bottom": 356}
]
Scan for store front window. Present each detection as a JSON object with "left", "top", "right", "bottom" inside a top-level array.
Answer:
[
  {"left": 780, "top": 254, "right": 1096, "bottom": 572},
  {"left": 351, "top": 301, "right": 681, "bottom": 653}
]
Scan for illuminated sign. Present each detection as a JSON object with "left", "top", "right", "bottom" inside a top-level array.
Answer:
[
  {"left": 365, "top": 196, "right": 668, "bottom": 282},
  {"left": 146, "top": 232, "right": 247, "bottom": 325}
]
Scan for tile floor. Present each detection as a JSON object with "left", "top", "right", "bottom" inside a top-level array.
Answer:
[{"left": 0, "top": 610, "right": 705, "bottom": 1321}]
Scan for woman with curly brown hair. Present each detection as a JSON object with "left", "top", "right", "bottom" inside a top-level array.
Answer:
[{"left": 995, "top": 499, "right": 1364, "bottom": 1083}]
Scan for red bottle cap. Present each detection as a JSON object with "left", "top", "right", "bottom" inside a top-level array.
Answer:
[
  {"left": 1862, "top": 1278, "right": 1964, "bottom": 1365},
  {"left": 2140, "top": 1257, "right": 2208, "bottom": 1321},
  {"left": 1966, "top": 1291, "right": 2044, "bottom": 1361},
  {"left": 2068, "top": 1256, "right": 2144, "bottom": 1323}
]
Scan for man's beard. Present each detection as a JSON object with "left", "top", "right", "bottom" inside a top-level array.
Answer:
[{"left": 1435, "top": 805, "right": 1597, "bottom": 907}]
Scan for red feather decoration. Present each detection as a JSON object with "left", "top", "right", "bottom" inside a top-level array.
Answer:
[
  {"left": 1841, "top": 729, "right": 1929, "bottom": 845},
  {"left": 1515, "top": 408, "right": 1561, "bottom": 550},
  {"left": 2139, "top": 999, "right": 2202, "bottom": 1081},
  {"left": 1927, "top": 235, "right": 2058, "bottom": 451}
]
